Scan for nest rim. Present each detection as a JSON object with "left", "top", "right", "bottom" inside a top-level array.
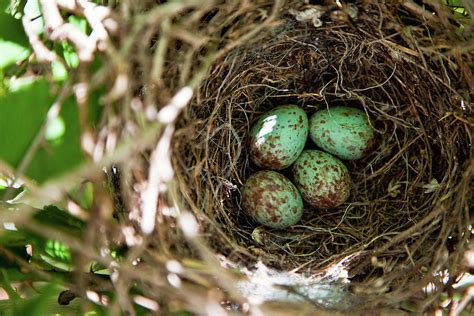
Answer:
[{"left": 166, "top": 0, "right": 473, "bottom": 307}]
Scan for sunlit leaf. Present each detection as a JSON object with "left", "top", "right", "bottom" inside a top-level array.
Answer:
[
  {"left": 0, "top": 0, "right": 31, "bottom": 70},
  {"left": 40, "top": 240, "right": 72, "bottom": 271},
  {"left": 44, "top": 240, "right": 71, "bottom": 262},
  {"left": 68, "top": 15, "right": 88, "bottom": 33},
  {"left": 0, "top": 40, "right": 30, "bottom": 70},
  {"left": 0, "top": 78, "right": 50, "bottom": 168},
  {"left": 0, "top": 204, "right": 84, "bottom": 271},
  {"left": 51, "top": 61, "right": 68, "bottom": 81},
  {"left": 44, "top": 116, "right": 66, "bottom": 144},
  {"left": 58, "top": 16, "right": 89, "bottom": 69},
  {"left": 0, "top": 78, "right": 106, "bottom": 183},
  {"left": 62, "top": 41, "right": 79, "bottom": 68},
  {"left": 7, "top": 76, "right": 37, "bottom": 92}
]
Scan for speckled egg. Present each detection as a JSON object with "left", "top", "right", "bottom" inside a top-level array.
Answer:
[
  {"left": 249, "top": 104, "right": 308, "bottom": 169},
  {"left": 242, "top": 171, "right": 303, "bottom": 229},
  {"left": 309, "top": 106, "right": 375, "bottom": 160},
  {"left": 292, "top": 150, "right": 351, "bottom": 208}
]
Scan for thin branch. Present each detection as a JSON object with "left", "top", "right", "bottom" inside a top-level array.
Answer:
[
  {"left": 141, "top": 87, "right": 194, "bottom": 235},
  {"left": 56, "top": 0, "right": 117, "bottom": 43},
  {"left": 39, "top": 0, "right": 98, "bottom": 62},
  {"left": 401, "top": 0, "right": 438, "bottom": 22},
  {"left": 21, "top": 16, "right": 58, "bottom": 63}
]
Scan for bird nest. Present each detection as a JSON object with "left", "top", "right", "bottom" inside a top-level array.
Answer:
[{"left": 121, "top": 0, "right": 473, "bottom": 312}]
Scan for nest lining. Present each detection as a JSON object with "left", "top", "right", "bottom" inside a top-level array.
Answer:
[{"left": 169, "top": 1, "right": 472, "bottom": 303}]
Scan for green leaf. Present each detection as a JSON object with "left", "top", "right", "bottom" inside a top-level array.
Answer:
[
  {"left": 0, "top": 268, "right": 46, "bottom": 283},
  {"left": 68, "top": 15, "right": 88, "bottom": 33},
  {"left": 57, "top": 16, "right": 89, "bottom": 69},
  {"left": 24, "top": 97, "right": 86, "bottom": 183},
  {"left": 61, "top": 41, "right": 79, "bottom": 68},
  {"left": 33, "top": 205, "right": 85, "bottom": 233},
  {"left": 30, "top": 205, "right": 82, "bottom": 271},
  {"left": 0, "top": 78, "right": 50, "bottom": 169},
  {"left": 7, "top": 75, "right": 36, "bottom": 92},
  {"left": 0, "top": 78, "right": 98, "bottom": 183},
  {"left": 0, "top": 6, "right": 29, "bottom": 47},
  {"left": 11, "top": 281, "right": 60, "bottom": 316},
  {"left": 0, "top": 269, "right": 21, "bottom": 300},
  {"left": 0, "top": 0, "right": 31, "bottom": 70},
  {"left": 442, "top": 0, "right": 460, "bottom": 5},
  {"left": 0, "top": 204, "right": 84, "bottom": 271},
  {"left": 0, "top": 293, "right": 84, "bottom": 315},
  {"left": 0, "top": 228, "right": 29, "bottom": 249},
  {"left": 40, "top": 239, "right": 72, "bottom": 271},
  {"left": 16, "top": 1, "right": 29, "bottom": 15},
  {"left": 44, "top": 116, "right": 66, "bottom": 144},
  {"left": 0, "top": 39, "right": 30, "bottom": 70},
  {"left": 51, "top": 60, "right": 68, "bottom": 81}
]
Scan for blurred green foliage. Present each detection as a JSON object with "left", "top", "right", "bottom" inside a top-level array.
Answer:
[
  {"left": 0, "top": 79, "right": 86, "bottom": 183},
  {"left": 0, "top": 1, "right": 30, "bottom": 70},
  {"left": 442, "top": 0, "right": 468, "bottom": 15}
]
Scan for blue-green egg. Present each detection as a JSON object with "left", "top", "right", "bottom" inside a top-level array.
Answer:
[
  {"left": 242, "top": 171, "right": 303, "bottom": 229},
  {"left": 292, "top": 150, "right": 351, "bottom": 208},
  {"left": 249, "top": 104, "right": 308, "bottom": 169},
  {"left": 309, "top": 106, "right": 375, "bottom": 160}
]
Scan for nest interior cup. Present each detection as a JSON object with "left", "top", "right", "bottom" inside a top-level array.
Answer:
[{"left": 171, "top": 0, "right": 472, "bottom": 307}]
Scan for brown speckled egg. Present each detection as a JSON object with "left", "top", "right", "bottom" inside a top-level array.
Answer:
[
  {"left": 242, "top": 171, "right": 303, "bottom": 229},
  {"left": 309, "top": 106, "right": 375, "bottom": 160},
  {"left": 291, "top": 150, "right": 351, "bottom": 208},
  {"left": 249, "top": 104, "right": 308, "bottom": 169}
]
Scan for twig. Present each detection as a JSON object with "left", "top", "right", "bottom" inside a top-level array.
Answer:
[
  {"left": 74, "top": 72, "right": 95, "bottom": 157},
  {"left": 150, "top": 18, "right": 171, "bottom": 86},
  {"left": 141, "top": 87, "right": 194, "bottom": 235},
  {"left": 39, "top": 0, "right": 96, "bottom": 62},
  {"left": 120, "top": 0, "right": 214, "bottom": 58},
  {"left": 401, "top": 0, "right": 438, "bottom": 23},
  {"left": 25, "top": 119, "right": 165, "bottom": 205},
  {"left": 21, "top": 16, "right": 58, "bottom": 63},
  {"left": 56, "top": 0, "right": 117, "bottom": 46},
  {"left": 451, "top": 286, "right": 474, "bottom": 315}
]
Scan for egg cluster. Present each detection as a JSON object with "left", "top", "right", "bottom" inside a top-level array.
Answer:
[{"left": 242, "top": 104, "right": 375, "bottom": 229}]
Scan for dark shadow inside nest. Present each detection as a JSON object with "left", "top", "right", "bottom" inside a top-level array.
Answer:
[{"left": 173, "top": 18, "right": 471, "bottom": 278}]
